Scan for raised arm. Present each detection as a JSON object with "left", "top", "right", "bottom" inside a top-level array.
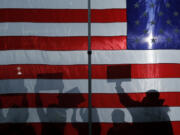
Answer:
[{"left": 115, "top": 81, "right": 140, "bottom": 107}]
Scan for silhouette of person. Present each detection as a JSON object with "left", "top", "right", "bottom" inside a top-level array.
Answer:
[
  {"left": 115, "top": 81, "right": 173, "bottom": 135},
  {"left": 107, "top": 110, "right": 132, "bottom": 135},
  {"left": 35, "top": 73, "right": 66, "bottom": 135},
  {"left": 72, "top": 108, "right": 101, "bottom": 135},
  {"left": 71, "top": 108, "right": 88, "bottom": 135},
  {"left": 35, "top": 72, "right": 89, "bottom": 135},
  {"left": 0, "top": 79, "right": 35, "bottom": 135}
]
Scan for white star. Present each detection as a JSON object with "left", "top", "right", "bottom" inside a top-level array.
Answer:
[
  {"left": 159, "top": 11, "right": 164, "bottom": 16},
  {"left": 134, "top": 2, "right": 139, "bottom": 8},
  {"left": 166, "top": 3, "right": 170, "bottom": 8},
  {"left": 174, "top": 12, "right": 179, "bottom": 16},
  {"left": 135, "top": 20, "right": 140, "bottom": 25},
  {"left": 166, "top": 19, "right": 171, "bottom": 25}
]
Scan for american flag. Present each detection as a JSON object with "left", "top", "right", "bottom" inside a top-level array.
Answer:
[{"left": 0, "top": 0, "right": 180, "bottom": 135}]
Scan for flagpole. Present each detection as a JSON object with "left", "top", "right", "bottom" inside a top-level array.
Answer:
[{"left": 88, "top": 0, "right": 92, "bottom": 134}]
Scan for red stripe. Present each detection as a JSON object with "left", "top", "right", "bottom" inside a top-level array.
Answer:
[
  {"left": 92, "top": 64, "right": 180, "bottom": 79},
  {"left": 92, "top": 9, "right": 127, "bottom": 22},
  {"left": 0, "top": 9, "right": 126, "bottom": 22},
  {"left": 0, "top": 92, "right": 179, "bottom": 108},
  {"left": 0, "top": 64, "right": 180, "bottom": 79},
  {"left": 100, "top": 122, "right": 180, "bottom": 135},
  {"left": 0, "top": 94, "right": 88, "bottom": 108},
  {"left": 0, "top": 122, "right": 179, "bottom": 135},
  {"left": 0, "top": 65, "right": 88, "bottom": 79},
  {"left": 0, "top": 9, "right": 88, "bottom": 22},
  {"left": 0, "top": 36, "right": 126, "bottom": 51},
  {"left": 92, "top": 36, "right": 127, "bottom": 50},
  {"left": 92, "top": 92, "right": 180, "bottom": 108},
  {"left": 0, "top": 123, "right": 88, "bottom": 135}
]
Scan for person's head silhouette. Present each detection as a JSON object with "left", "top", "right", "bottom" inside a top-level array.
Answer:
[
  {"left": 146, "top": 89, "right": 159, "bottom": 99},
  {"left": 109, "top": 110, "right": 133, "bottom": 135},
  {"left": 143, "top": 89, "right": 164, "bottom": 106}
]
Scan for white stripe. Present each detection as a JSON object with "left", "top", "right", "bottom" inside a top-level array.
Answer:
[
  {"left": 0, "top": 50, "right": 87, "bottom": 65},
  {"left": 0, "top": 107, "right": 179, "bottom": 123},
  {"left": 0, "top": 50, "right": 180, "bottom": 65},
  {"left": 0, "top": 79, "right": 88, "bottom": 94},
  {"left": 0, "top": 0, "right": 126, "bottom": 9},
  {"left": 92, "top": 0, "right": 126, "bottom": 9},
  {"left": 0, "top": 78, "right": 180, "bottom": 94},
  {"left": 92, "top": 23, "right": 127, "bottom": 36},
  {"left": 0, "top": 23, "right": 126, "bottom": 37},
  {"left": 0, "top": 23, "right": 88, "bottom": 37},
  {"left": 92, "top": 50, "right": 180, "bottom": 64},
  {"left": 0, "top": 108, "right": 87, "bottom": 123},
  {"left": 0, "top": 0, "right": 88, "bottom": 9},
  {"left": 92, "top": 78, "right": 180, "bottom": 93}
]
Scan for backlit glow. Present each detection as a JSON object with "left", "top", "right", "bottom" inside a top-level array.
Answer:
[{"left": 144, "top": 31, "right": 154, "bottom": 49}]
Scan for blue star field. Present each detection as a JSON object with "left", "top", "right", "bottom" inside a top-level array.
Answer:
[{"left": 127, "top": 0, "right": 180, "bottom": 49}]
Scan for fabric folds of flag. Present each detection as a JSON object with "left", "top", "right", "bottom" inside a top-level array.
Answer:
[{"left": 0, "top": 0, "right": 180, "bottom": 135}]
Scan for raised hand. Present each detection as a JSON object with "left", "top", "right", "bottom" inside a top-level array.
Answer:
[{"left": 115, "top": 81, "right": 124, "bottom": 93}]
